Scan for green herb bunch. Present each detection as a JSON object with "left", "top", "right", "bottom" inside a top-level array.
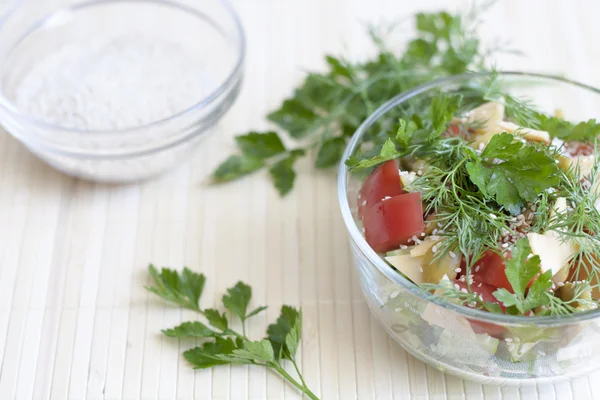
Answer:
[
  {"left": 212, "top": 9, "right": 493, "bottom": 195},
  {"left": 146, "top": 265, "right": 319, "bottom": 400}
]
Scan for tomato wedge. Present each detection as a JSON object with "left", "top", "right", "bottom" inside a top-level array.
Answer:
[
  {"left": 362, "top": 192, "right": 424, "bottom": 253},
  {"left": 358, "top": 160, "right": 404, "bottom": 218},
  {"left": 471, "top": 250, "right": 513, "bottom": 292},
  {"left": 454, "top": 280, "right": 506, "bottom": 338}
]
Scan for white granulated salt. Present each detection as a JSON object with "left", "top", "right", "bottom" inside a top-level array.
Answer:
[{"left": 12, "top": 34, "right": 208, "bottom": 130}]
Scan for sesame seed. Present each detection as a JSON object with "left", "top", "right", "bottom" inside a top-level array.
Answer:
[
  {"left": 557, "top": 282, "right": 565, "bottom": 287},
  {"left": 478, "top": 283, "right": 483, "bottom": 288},
  {"left": 357, "top": 193, "right": 362, "bottom": 199},
  {"left": 461, "top": 288, "right": 468, "bottom": 293},
  {"left": 432, "top": 245, "right": 438, "bottom": 253},
  {"left": 505, "top": 338, "right": 513, "bottom": 343},
  {"left": 400, "top": 245, "right": 408, "bottom": 250},
  {"left": 383, "top": 196, "right": 392, "bottom": 201},
  {"left": 362, "top": 200, "right": 367, "bottom": 206},
  {"left": 417, "top": 170, "right": 423, "bottom": 176},
  {"left": 454, "top": 268, "right": 462, "bottom": 273},
  {"left": 394, "top": 307, "right": 402, "bottom": 312},
  {"left": 502, "top": 243, "right": 509, "bottom": 249},
  {"left": 449, "top": 251, "right": 457, "bottom": 259},
  {"left": 489, "top": 213, "right": 497, "bottom": 220},
  {"left": 432, "top": 229, "right": 438, "bottom": 235},
  {"left": 419, "top": 266, "right": 424, "bottom": 273},
  {"left": 361, "top": 227, "right": 366, "bottom": 233},
  {"left": 475, "top": 265, "right": 481, "bottom": 272},
  {"left": 454, "top": 284, "right": 461, "bottom": 291},
  {"left": 420, "top": 232, "right": 426, "bottom": 237},
  {"left": 390, "top": 290, "right": 400, "bottom": 299}
]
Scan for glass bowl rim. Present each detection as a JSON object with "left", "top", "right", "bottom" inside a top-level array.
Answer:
[
  {"left": 338, "top": 70, "right": 600, "bottom": 326},
  {"left": 0, "top": 0, "right": 245, "bottom": 136}
]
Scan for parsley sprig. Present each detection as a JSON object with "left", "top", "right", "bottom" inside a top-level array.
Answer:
[
  {"left": 212, "top": 8, "right": 493, "bottom": 195},
  {"left": 491, "top": 238, "right": 553, "bottom": 315},
  {"left": 146, "top": 265, "right": 319, "bottom": 400},
  {"left": 466, "top": 132, "right": 560, "bottom": 214}
]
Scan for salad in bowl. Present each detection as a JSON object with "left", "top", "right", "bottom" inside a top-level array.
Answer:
[{"left": 339, "top": 72, "right": 600, "bottom": 384}]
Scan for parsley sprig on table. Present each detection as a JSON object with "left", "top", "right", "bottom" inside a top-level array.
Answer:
[
  {"left": 212, "top": 9, "right": 493, "bottom": 195},
  {"left": 146, "top": 265, "right": 319, "bottom": 400}
]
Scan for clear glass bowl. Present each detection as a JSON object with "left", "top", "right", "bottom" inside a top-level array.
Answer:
[
  {"left": 338, "top": 72, "right": 600, "bottom": 385},
  {"left": 0, "top": 0, "right": 244, "bottom": 182}
]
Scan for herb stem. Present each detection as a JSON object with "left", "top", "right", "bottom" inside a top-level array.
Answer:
[
  {"left": 291, "top": 357, "right": 308, "bottom": 388},
  {"left": 271, "top": 363, "right": 319, "bottom": 400}
]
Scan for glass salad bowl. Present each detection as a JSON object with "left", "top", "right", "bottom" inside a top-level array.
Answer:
[
  {"left": 0, "top": 0, "right": 244, "bottom": 182},
  {"left": 338, "top": 72, "right": 600, "bottom": 385}
]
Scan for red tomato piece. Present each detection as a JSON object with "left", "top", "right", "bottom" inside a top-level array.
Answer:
[
  {"left": 454, "top": 280, "right": 506, "bottom": 338},
  {"left": 469, "top": 319, "right": 506, "bottom": 339},
  {"left": 362, "top": 192, "right": 425, "bottom": 253},
  {"left": 454, "top": 280, "right": 499, "bottom": 304},
  {"left": 471, "top": 250, "right": 513, "bottom": 292},
  {"left": 358, "top": 160, "right": 404, "bottom": 218}
]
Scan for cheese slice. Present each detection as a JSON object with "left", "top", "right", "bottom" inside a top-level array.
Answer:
[
  {"left": 387, "top": 239, "right": 459, "bottom": 285},
  {"left": 410, "top": 237, "right": 437, "bottom": 257},
  {"left": 465, "top": 102, "right": 505, "bottom": 134},
  {"left": 498, "top": 121, "right": 551, "bottom": 143},
  {"left": 558, "top": 154, "right": 595, "bottom": 178},
  {"left": 385, "top": 254, "right": 424, "bottom": 284},
  {"left": 527, "top": 231, "right": 574, "bottom": 283}
]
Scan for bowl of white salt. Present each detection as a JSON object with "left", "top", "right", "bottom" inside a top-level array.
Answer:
[{"left": 0, "top": 0, "right": 244, "bottom": 182}]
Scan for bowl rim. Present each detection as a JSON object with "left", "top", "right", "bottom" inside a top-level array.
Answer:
[
  {"left": 0, "top": 0, "right": 246, "bottom": 135},
  {"left": 338, "top": 70, "right": 600, "bottom": 326}
]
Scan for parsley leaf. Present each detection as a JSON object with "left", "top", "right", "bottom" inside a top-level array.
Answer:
[
  {"left": 466, "top": 133, "right": 560, "bottom": 214},
  {"left": 504, "top": 238, "right": 542, "bottom": 296},
  {"left": 222, "top": 282, "right": 252, "bottom": 321},
  {"left": 162, "top": 321, "right": 219, "bottom": 338},
  {"left": 430, "top": 94, "right": 462, "bottom": 133},
  {"left": 538, "top": 115, "right": 600, "bottom": 142},
  {"left": 492, "top": 238, "right": 551, "bottom": 314},
  {"left": 267, "top": 306, "right": 302, "bottom": 360},
  {"left": 212, "top": 155, "right": 265, "bottom": 183},
  {"left": 204, "top": 308, "right": 229, "bottom": 331},
  {"left": 315, "top": 137, "right": 347, "bottom": 168},
  {"left": 267, "top": 99, "right": 318, "bottom": 139},
  {"left": 231, "top": 340, "right": 275, "bottom": 363},
  {"left": 396, "top": 119, "right": 418, "bottom": 149},
  {"left": 347, "top": 139, "right": 399, "bottom": 170},
  {"left": 184, "top": 337, "right": 240, "bottom": 368},
  {"left": 235, "top": 132, "right": 286, "bottom": 159},
  {"left": 145, "top": 265, "right": 205, "bottom": 312},
  {"left": 269, "top": 150, "right": 304, "bottom": 196}
]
